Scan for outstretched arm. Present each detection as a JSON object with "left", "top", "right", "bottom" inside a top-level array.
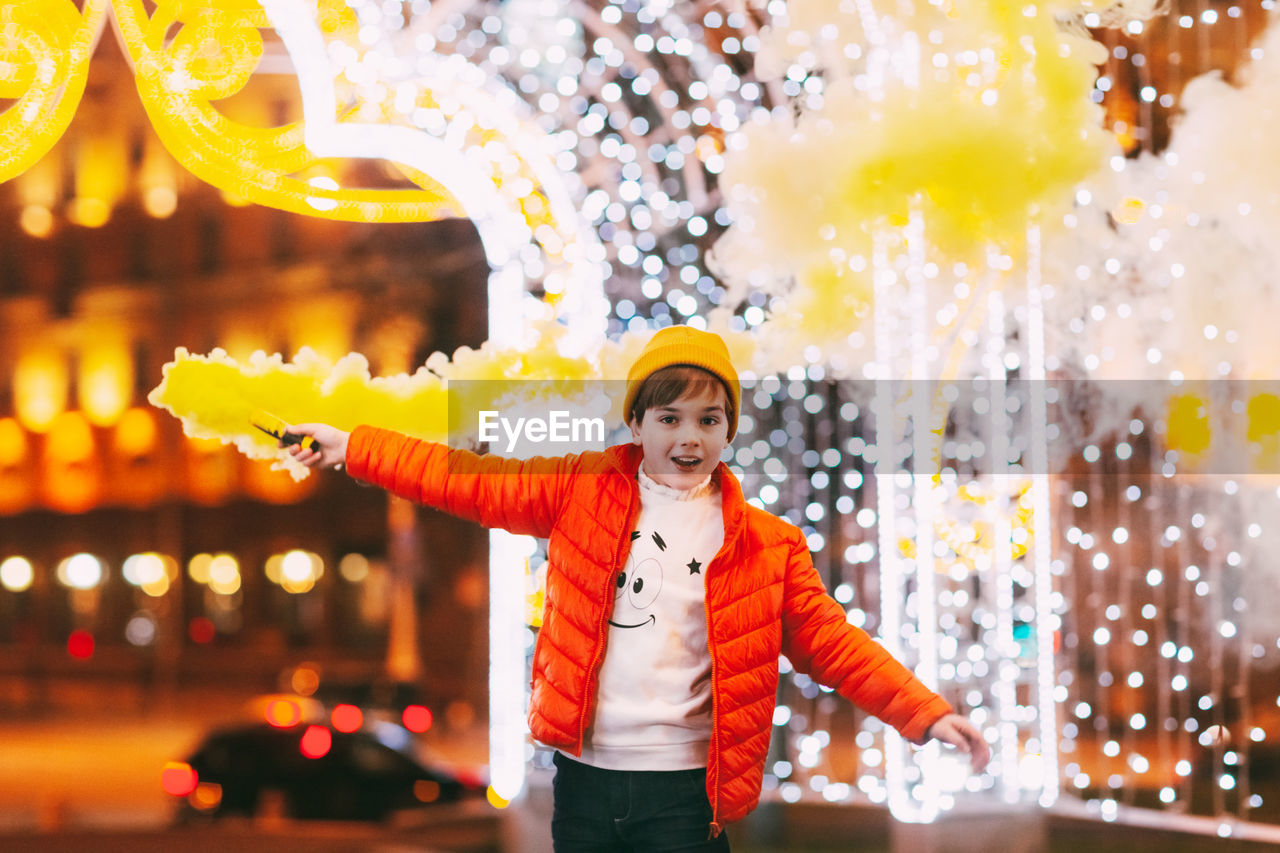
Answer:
[
  {"left": 780, "top": 534, "right": 952, "bottom": 743},
  {"left": 284, "top": 423, "right": 578, "bottom": 539}
]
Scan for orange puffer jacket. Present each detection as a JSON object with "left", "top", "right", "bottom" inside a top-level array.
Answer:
[{"left": 347, "top": 426, "right": 952, "bottom": 831}]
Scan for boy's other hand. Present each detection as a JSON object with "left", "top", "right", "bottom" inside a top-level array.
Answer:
[
  {"left": 927, "top": 714, "right": 990, "bottom": 773},
  {"left": 287, "top": 423, "right": 349, "bottom": 470}
]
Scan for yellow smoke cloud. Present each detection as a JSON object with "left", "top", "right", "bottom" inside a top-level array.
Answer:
[
  {"left": 149, "top": 347, "right": 446, "bottom": 475},
  {"left": 711, "top": 0, "right": 1113, "bottom": 357},
  {"left": 148, "top": 319, "right": 758, "bottom": 477}
]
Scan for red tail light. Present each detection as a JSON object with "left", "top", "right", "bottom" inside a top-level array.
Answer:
[
  {"left": 161, "top": 761, "right": 198, "bottom": 797},
  {"left": 331, "top": 703, "right": 363, "bottom": 733},
  {"left": 402, "top": 704, "right": 433, "bottom": 733},
  {"left": 67, "top": 629, "right": 94, "bottom": 660},
  {"left": 455, "top": 767, "right": 487, "bottom": 789},
  {"left": 300, "top": 725, "right": 332, "bottom": 759}
]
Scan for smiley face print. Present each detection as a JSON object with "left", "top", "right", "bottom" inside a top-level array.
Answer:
[{"left": 609, "top": 553, "right": 663, "bottom": 628}]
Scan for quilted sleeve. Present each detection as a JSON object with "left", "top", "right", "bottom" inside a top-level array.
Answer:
[
  {"left": 778, "top": 531, "right": 952, "bottom": 743},
  {"left": 344, "top": 425, "right": 583, "bottom": 539}
]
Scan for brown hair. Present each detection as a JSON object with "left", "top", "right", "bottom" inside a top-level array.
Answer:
[{"left": 628, "top": 365, "right": 734, "bottom": 427}]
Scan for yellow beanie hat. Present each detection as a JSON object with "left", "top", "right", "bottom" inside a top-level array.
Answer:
[{"left": 623, "top": 326, "right": 741, "bottom": 439}]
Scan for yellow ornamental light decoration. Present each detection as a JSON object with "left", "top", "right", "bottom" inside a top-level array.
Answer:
[
  {"left": 108, "top": 0, "right": 459, "bottom": 224},
  {"left": 0, "top": 0, "right": 107, "bottom": 184},
  {"left": 89, "top": 0, "right": 591, "bottom": 262},
  {"left": 904, "top": 479, "right": 1035, "bottom": 573},
  {"left": 60, "top": 0, "right": 608, "bottom": 327}
]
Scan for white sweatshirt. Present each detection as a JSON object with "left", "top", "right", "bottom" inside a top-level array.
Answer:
[{"left": 576, "top": 466, "right": 726, "bottom": 770}]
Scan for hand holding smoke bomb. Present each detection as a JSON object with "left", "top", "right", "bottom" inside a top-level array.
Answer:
[{"left": 282, "top": 422, "right": 350, "bottom": 470}]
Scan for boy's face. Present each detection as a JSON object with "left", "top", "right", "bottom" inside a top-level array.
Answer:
[{"left": 628, "top": 381, "right": 730, "bottom": 490}]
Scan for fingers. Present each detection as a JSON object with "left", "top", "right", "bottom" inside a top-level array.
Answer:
[
  {"left": 956, "top": 722, "right": 991, "bottom": 772},
  {"left": 283, "top": 423, "right": 347, "bottom": 470},
  {"left": 289, "top": 443, "right": 326, "bottom": 467},
  {"left": 962, "top": 725, "right": 991, "bottom": 772},
  {"left": 939, "top": 723, "right": 967, "bottom": 751},
  {"left": 283, "top": 423, "right": 329, "bottom": 468},
  {"left": 931, "top": 716, "right": 992, "bottom": 773}
]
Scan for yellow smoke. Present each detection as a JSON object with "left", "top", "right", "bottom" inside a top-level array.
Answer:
[
  {"left": 711, "top": 0, "right": 1113, "bottom": 357},
  {"left": 150, "top": 347, "right": 444, "bottom": 476}
]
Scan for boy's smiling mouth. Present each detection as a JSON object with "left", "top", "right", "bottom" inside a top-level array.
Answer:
[{"left": 672, "top": 456, "right": 701, "bottom": 470}]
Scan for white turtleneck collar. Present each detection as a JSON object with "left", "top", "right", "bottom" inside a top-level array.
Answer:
[{"left": 637, "top": 463, "right": 716, "bottom": 501}]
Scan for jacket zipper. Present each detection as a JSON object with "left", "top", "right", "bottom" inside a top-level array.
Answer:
[
  {"left": 703, "top": 585, "right": 722, "bottom": 837},
  {"left": 703, "top": 500, "right": 742, "bottom": 838},
  {"left": 701, "top": 471, "right": 747, "bottom": 835},
  {"left": 577, "top": 479, "right": 639, "bottom": 752}
]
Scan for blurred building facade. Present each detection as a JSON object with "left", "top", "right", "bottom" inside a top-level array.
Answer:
[{"left": 0, "top": 37, "right": 493, "bottom": 718}]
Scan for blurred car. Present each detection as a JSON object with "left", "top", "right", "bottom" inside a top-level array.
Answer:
[{"left": 162, "top": 720, "right": 486, "bottom": 822}]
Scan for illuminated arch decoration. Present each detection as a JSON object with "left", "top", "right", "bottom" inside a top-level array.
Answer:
[
  {"left": 0, "top": 0, "right": 107, "bottom": 180},
  {"left": 110, "top": 0, "right": 610, "bottom": 344},
  {"left": 107, "top": 0, "right": 460, "bottom": 221},
  {"left": 4, "top": 0, "right": 613, "bottom": 343}
]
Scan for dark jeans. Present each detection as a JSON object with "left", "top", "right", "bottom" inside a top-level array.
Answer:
[{"left": 551, "top": 752, "right": 732, "bottom": 852}]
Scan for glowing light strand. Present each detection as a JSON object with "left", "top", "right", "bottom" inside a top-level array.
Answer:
[
  {"left": 1025, "top": 223, "right": 1060, "bottom": 807},
  {"left": 907, "top": 207, "right": 941, "bottom": 820},
  {"left": 871, "top": 227, "right": 910, "bottom": 817},
  {"left": 987, "top": 285, "right": 1019, "bottom": 803}
]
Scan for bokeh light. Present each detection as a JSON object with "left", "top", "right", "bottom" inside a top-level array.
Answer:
[{"left": 0, "top": 556, "right": 34, "bottom": 593}]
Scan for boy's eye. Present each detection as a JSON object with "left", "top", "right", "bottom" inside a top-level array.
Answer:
[
  {"left": 702, "top": 416, "right": 719, "bottom": 425},
  {"left": 660, "top": 415, "right": 677, "bottom": 424}
]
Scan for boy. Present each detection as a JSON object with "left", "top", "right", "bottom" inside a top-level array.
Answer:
[{"left": 289, "top": 326, "right": 989, "bottom": 851}]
